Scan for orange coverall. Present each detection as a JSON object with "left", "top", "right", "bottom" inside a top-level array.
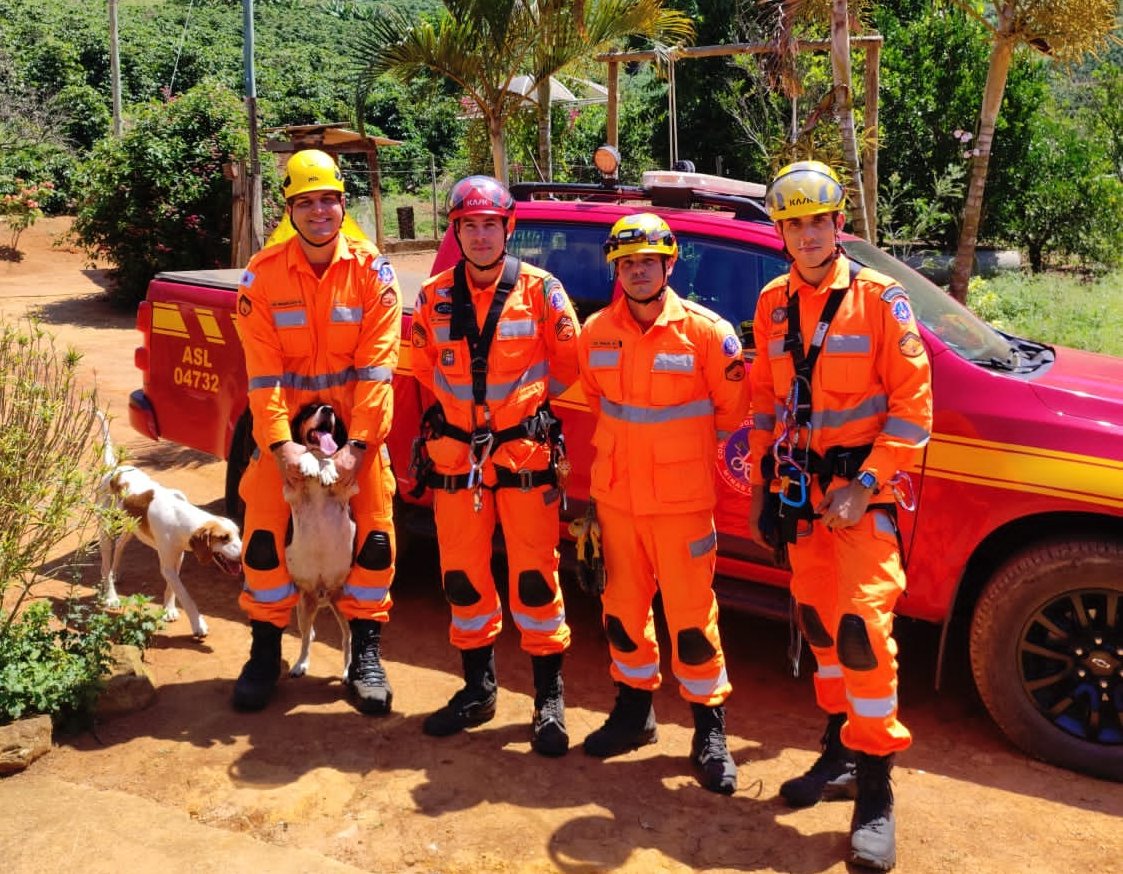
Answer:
[
  {"left": 749, "top": 254, "right": 932, "bottom": 755},
  {"left": 412, "top": 261, "right": 580, "bottom": 655},
  {"left": 578, "top": 288, "right": 749, "bottom": 705},
  {"left": 236, "top": 233, "right": 402, "bottom": 627}
]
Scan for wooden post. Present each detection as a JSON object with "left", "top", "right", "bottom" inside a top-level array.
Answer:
[
  {"left": 863, "top": 39, "right": 880, "bottom": 242},
  {"left": 365, "top": 148, "right": 386, "bottom": 250},
  {"left": 606, "top": 61, "right": 619, "bottom": 149},
  {"left": 225, "top": 161, "right": 253, "bottom": 267}
]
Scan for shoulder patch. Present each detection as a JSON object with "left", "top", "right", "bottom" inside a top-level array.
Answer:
[
  {"left": 239, "top": 269, "right": 255, "bottom": 287},
  {"left": 890, "top": 297, "right": 913, "bottom": 324},
  {"left": 237, "top": 294, "right": 252, "bottom": 317},
  {"left": 898, "top": 332, "right": 925, "bottom": 358},
  {"left": 721, "top": 334, "right": 741, "bottom": 357},
  {"left": 880, "top": 285, "right": 908, "bottom": 303},
  {"left": 373, "top": 255, "right": 396, "bottom": 284},
  {"left": 547, "top": 283, "right": 567, "bottom": 313}
]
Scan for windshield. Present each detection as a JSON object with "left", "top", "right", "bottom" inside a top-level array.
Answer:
[{"left": 843, "top": 240, "right": 1013, "bottom": 362}]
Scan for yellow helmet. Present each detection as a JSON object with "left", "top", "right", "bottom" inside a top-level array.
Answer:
[
  {"left": 603, "top": 213, "right": 677, "bottom": 264},
  {"left": 282, "top": 149, "right": 344, "bottom": 201},
  {"left": 765, "top": 160, "right": 844, "bottom": 221}
]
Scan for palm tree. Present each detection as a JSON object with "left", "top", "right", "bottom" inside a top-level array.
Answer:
[
  {"left": 351, "top": 1, "right": 692, "bottom": 183},
  {"left": 947, "top": 0, "right": 1118, "bottom": 302},
  {"left": 529, "top": 1, "right": 694, "bottom": 180}
]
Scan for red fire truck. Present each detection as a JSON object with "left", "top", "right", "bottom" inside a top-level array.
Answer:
[{"left": 129, "top": 167, "right": 1123, "bottom": 781}]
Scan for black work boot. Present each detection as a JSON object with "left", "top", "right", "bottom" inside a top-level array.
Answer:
[
  {"left": 779, "top": 712, "right": 857, "bottom": 808},
  {"left": 530, "top": 653, "right": 568, "bottom": 757},
  {"left": 232, "top": 620, "right": 283, "bottom": 711},
  {"left": 423, "top": 645, "right": 498, "bottom": 736},
  {"left": 349, "top": 619, "right": 393, "bottom": 715},
  {"left": 582, "top": 683, "right": 658, "bottom": 758},
  {"left": 690, "top": 702, "right": 738, "bottom": 795},
  {"left": 850, "top": 753, "right": 897, "bottom": 871}
]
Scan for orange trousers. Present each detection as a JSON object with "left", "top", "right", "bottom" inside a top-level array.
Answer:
[
  {"left": 432, "top": 481, "right": 570, "bottom": 655},
  {"left": 787, "top": 504, "right": 910, "bottom": 756},
  {"left": 598, "top": 504, "right": 731, "bottom": 706},
  {"left": 238, "top": 447, "right": 397, "bottom": 627}
]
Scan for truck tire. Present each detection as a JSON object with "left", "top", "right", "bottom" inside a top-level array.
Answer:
[
  {"left": 225, "top": 411, "right": 254, "bottom": 524},
  {"left": 969, "top": 538, "right": 1123, "bottom": 781}
]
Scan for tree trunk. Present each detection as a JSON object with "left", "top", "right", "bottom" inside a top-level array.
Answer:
[
  {"left": 536, "top": 79, "right": 552, "bottom": 181},
  {"left": 488, "top": 113, "right": 508, "bottom": 184},
  {"left": 831, "top": 0, "right": 869, "bottom": 241},
  {"left": 950, "top": 27, "right": 1016, "bottom": 302}
]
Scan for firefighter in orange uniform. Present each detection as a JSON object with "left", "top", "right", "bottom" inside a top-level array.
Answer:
[
  {"left": 577, "top": 213, "right": 748, "bottom": 794},
  {"left": 410, "top": 175, "right": 579, "bottom": 756},
  {"left": 747, "top": 161, "right": 932, "bottom": 871},
  {"left": 233, "top": 149, "right": 401, "bottom": 715}
]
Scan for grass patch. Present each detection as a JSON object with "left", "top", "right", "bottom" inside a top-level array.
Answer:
[
  {"left": 968, "top": 269, "right": 1123, "bottom": 356},
  {"left": 349, "top": 193, "right": 445, "bottom": 243}
]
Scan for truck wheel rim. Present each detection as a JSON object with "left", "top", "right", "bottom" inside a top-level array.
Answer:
[{"left": 1019, "top": 588, "right": 1123, "bottom": 745}]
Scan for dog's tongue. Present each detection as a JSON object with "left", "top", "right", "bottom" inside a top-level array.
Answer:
[{"left": 317, "top": 431, "right": 338, "bottom": 455}]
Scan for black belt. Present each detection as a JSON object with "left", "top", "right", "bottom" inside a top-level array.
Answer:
[{"left": 425, "top": 467, "right": 556, "bottom": 493}]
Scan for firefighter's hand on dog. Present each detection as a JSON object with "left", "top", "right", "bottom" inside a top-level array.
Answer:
[
  {"left": 273, "top": 441, "right": 310, "bottom": 488},
  {"left": 333, "top": 442, "right": 365, "bottom": 489},
  {"left": 816, "top": 479, "right": 873, "bottom": 530}
]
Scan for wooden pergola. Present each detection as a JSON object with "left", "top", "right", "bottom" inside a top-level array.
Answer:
[
  {"left": 597, "top": 36, "right": 883, "bottom": 238},
  {"left": 263, "top": 123, "right": 404, "bottom": 249}
]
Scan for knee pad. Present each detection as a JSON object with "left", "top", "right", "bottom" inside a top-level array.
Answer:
[
  {"left": 517, "top": 570, "right": 554, "bottom": 608},
  {"left": 443, "top": 570, "right": 481, "bottom": 607},
  {"left": 356, "top": 530, "right": 392, "bottom": 571},
  {"left": 797, "top": 603, "right": 834, "bottom": 648},
  {"left": 244, "top": 530, "right": 280, "bottom": 571},
  {"left": 604, "top": 614, "right": 637, "bottom": 653},
  {"left": 837, "top": 613, "right": 878, "bottom": 671},
  {"left": 676, "top": 627, "right": 717, "bottom": 666}
]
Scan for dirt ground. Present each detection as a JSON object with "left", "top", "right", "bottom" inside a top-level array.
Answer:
[{"left": 1, "top": 218, "right": 1120, "bottom": 873}]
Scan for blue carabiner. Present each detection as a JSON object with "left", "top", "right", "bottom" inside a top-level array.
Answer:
[{"left": 778, "top": 467, "right": 808, "bottom": 508}]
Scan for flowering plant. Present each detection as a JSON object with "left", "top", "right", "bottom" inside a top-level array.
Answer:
[{"left": 0, "top": 179, "right": 53, "bottom": 252}]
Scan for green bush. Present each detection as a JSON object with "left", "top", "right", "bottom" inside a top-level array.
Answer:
[
  {"left": 0, "top": 319, "right": 163, "bottom": 726},
  {"left": 0, "top": 596, "right": 163, "bottom": 726},
  {"left": 71, "top": 79, "right": 264, "bottom": 307}
]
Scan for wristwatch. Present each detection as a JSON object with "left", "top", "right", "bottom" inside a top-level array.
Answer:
[
  {"left": 348, "top": 439, "right": 368, "bottom": 451},
  {"left": 856, "top": 470, "right": 878, "bottom": 491}
]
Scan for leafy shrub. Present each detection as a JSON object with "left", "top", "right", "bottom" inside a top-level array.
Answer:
[
  {"left": 71, "top": 79, "right": 259, "bottom": 307},
  {"left": 0, "top": 319, "right": 166, "bottom": 726},
  {"left": 0, "top": 595, "right": 164, "bottom": 726},
  {"left": 0, "top": 178, "right": 53, "bottom": 252}
]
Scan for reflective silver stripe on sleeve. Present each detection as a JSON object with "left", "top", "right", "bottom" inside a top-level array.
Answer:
[
  {"left": 653, "top": 352, "right": 695, "bottom": 372},
  {"left": 273, "top": 309, "right": 306, "bottom": 328},
  {"left": 601, "top": 398, "right": 714, "bottom": 424},
  {"left": 689, "top": 530, "right": 717, "bottom": 558},
  {"left": 817, "top": 664, "right": 844, "bottom": 679},
  {"left": 331, "top": 305, "right": 362, "bottom": 323},
  {"left": 249, "top": 374, "right": 283, "bottom": 391},
  {"left": 873, "top": 511, "right": 897, "bottom": 538},
  {"left": 356, "top": 365, "right": 394, "bottom": 383},
  {"left": 884, "top": 416, "right": 931, "bottom": 446},
  {"left": 809, "top": 395, "right": 888, "bottom": 430},
  {"left": 753, "top": 413, "right": 776, "bottom": 431},
  {"left": 825, "top": 334, "right": 871, "bottom": 354},
  {"left": 497, "top": 318, "right": 535, "bottom": 339},
  {"left": 589, "top": 349, "right": 620, "bottom": 368}
]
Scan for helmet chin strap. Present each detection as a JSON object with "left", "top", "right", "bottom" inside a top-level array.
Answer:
[{"left": 289, "top": 204, "right": 344, "bottom": 249}]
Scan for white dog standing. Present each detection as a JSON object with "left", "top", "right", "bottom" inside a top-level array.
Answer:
[
  {"left": 97, "top": 412, "right": 243, "bottom": 637},
  {"left": 284, "top": 403, "right": 359, "bottom": 680}
]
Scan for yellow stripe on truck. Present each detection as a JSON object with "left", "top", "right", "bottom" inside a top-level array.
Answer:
[
  {"left": 151, "top": 302, "right": 189, "bottom": 338},
  {"left": 925, "top": 433, "right": 1123, "bottom": 510},
  {"left": 195, "top": 308, "right": 226, "bottom": 345}
]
